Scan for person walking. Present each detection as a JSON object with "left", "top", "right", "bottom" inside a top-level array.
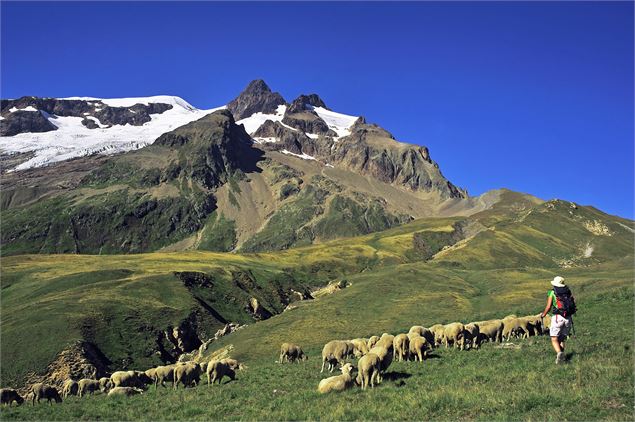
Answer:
[{"left": 540, "top": 276, "right": 576, "bottom": 364}]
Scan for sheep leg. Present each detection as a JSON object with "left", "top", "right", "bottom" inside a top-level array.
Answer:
[{"left": 320, "top": 359, "right": 325, "bottom": 373}]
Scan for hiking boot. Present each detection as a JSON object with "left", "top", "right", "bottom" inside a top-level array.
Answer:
[{"left": 556, "top": 352, "right": 565, "bottom": 364}]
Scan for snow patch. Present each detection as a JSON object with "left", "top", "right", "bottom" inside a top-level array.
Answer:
[
  {"left": 281, "top": 149, "right": 316, "bottom": 161},
  {"left": 84, "top": 116, "right": 108, "bottom": 128},
  {"left": 252, "top": 137, "right": 278, "bottom": 144},
  {"left": 583, "top": 243, "right": 594, "bottom": 258},
  {"left": 325, "top": 163, "right": 334, "bottom": 168},
  {"left": 236, "top": 105, "right": 287, "bottom": 135},
  {"left": 305, "top": 133, "right": 319, "bottom": 139},
  {"left": 9, "top": 106, "right": 38, "bottom": 113},
  {"left": 0, "top": 96, "right": 224, "bottom": 171},
  {"left": 309, "top": 106, "right": 358, "bottom": 138}
]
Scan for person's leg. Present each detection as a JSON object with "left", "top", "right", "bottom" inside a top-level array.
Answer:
[{"left": 550, "top": 336, "right": 562, "bottom": 353}]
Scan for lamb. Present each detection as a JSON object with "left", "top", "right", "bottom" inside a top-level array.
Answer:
[
  {"left": 392, "top": 334, "right": 409, "bottom": 362},
  {"left": 442, "top": 322, "right": 466, "bottom": 350},
  {"left": 321, "top": 340, "right": 355, "bottom": 372},
  {"left": 356, "top": 354, "right": 381, "bottom": 389},
  {"left": 207, "top": 360, "right": 236, "bottom": 385},
  {"left": 464, "top": 323, "right": 481, "bottom": 349},
  {"left": 0, "top": 388, "right": 24, "bottom": 406},
  {"left": 29, "top": 383, "right": 62, "bottom": 405},
  {"left": 99, "top": 377, "right": 113, "bottom": 393},
  {"left": 107, "top": 387, "right": 143, "bottom": 397},
  {"left": 367, "top": 336, "right": 380, "bottom": 349},
  {"left": 407, "top": 334, "right": 429, "bottom": 362},
  {"left": 317, "top": 363, "right": 355, "bottom": 394},
  {"left": 153, "top": 364, "right": 176, "bottom": 388},
  {"left": 174, "top": 362, "right": 203, "bottom": 389},
  {"left": 78, "top": 379, "right": 101, "bottom": 397},
  {"left": 61, "top": 379, "right": 79, "bottom": 398},
  {"left": 350, "top": 338, "right": 369, "bottom": 357},
  {"left": 279, "top": 343, "right": 308, "bottom": 363}
]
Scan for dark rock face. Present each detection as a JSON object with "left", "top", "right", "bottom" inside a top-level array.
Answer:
[
  {"left": 227, "top": 79, "right": 286, "bottom": 120},
  {"left": 0, "top": 96, "right": 174, "bottom": 136},
  {"left": 255, "top": 118, "right": 465, "bottom": 199},
  {"left": 286, "top": 94, "right": 328, "bottom": 114},
  {"left": 0, "top": 110, "right": 57, "bottom": 136}
]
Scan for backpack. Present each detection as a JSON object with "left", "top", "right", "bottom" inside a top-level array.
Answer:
[{"left": 553, "top": 286, "right": 577, "bottom": 317}]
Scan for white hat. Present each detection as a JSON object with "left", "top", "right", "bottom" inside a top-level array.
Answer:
[{"left": 551, "top": 276, "right": 566, "bottom": 288}]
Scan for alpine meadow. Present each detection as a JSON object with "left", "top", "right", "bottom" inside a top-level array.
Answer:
[{"left": 1, "top": 2, "right": 634, "bottom": 421}]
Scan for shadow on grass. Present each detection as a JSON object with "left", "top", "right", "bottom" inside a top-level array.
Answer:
[{"left": 383, "top": 371, "right": 412, "bottom": 381}]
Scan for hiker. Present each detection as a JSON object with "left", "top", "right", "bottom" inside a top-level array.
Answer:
[{"left": 540, "top": 276, "right": 576, "bottom": 364}]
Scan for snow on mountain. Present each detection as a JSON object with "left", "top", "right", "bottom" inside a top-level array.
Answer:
[
  {"left": 236, "top": 104, "right": 287, "bottom": 135},
  {"left": 310, "top": 106, "right": 358, "bottom": 139},
  {"left": 0, "top": 96, "right": 223, "bottom": 171}
]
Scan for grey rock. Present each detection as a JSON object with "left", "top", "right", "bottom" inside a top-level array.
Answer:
[{"left": 227, "top": 80, "right": 286, "bottom": 120}]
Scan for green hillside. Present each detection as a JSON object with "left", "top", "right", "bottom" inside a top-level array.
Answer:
[{"left": 1, "top": 191, "right": 633, "bottom": 420}]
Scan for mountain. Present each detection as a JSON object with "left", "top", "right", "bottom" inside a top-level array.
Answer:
[{"left": 1, "top": 80, "right": 482, "bottom": 255}]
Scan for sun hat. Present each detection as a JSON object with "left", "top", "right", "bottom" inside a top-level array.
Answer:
[{"left": 551, "top": 276, "right": 566, "bottom": 288}]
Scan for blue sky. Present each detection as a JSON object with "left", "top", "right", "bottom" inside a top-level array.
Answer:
[{"left": 2, "top": 1, "right": 633, "bottom": 218}]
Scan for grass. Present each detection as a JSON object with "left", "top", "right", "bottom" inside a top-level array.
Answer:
[
  {"left": 2, "top": 286, "right": 632, "bottom": 421},
  {"left": 1, "top": 196, "right": 633, "bottom": 420}
]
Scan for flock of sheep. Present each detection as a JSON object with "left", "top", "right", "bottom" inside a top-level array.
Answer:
[
  {"left": 0, "top": 313, "right": 547, "bottom": 406},
  {"left": 0, "top": 357, "right": 243, "bottom": 407},
  {"left": 279, "top": 313, "right": 547, "bottom": 393}
]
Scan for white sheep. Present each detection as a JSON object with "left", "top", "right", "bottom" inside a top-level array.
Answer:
[{"left": 317, "top": 363, "right": 355, "bottom": 394}]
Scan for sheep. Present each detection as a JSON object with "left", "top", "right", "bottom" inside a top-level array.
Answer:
[
  {"left": 408, "top": 334, "right": 429, "bottom": 362},
  {"left": 367, "top": 335, "right": 380, "bottom": 349},
  {"left": 502, "top": 317, "right": 530, "bottom": 340},
  {"left": 408, "top": 326, "right": 436, "bottom": 347},
  {"left": 98, "top": 377, "right": 113, "bottom": 393},
  {"left": 442, "top": 323, "right": 466, "bottom": 350},
  {"left": 153, "top": 364, "right": 176, "bottom": 388},
  {"left": 174, "top": 362, "right": 203, "bottom": 389},
  {"left": 521, "top": 315, "right": 544, "bottom": 336},
  {"left": 428, "top": 324, "right": 445, "bottom": 346},
  {"left": 220, "top": 358, "right": 243, "bottom": 371},
  {"left": 0, "top": 388, "right": 24, "bottom": 406},
  {"left": 475, "top": 320, "right": 504, "bottom": 343},
  {"left": 29, "top": 383, "right": 62, "bottom": 405},
  {"left": 368, "top": 345, "right": 393, "bottom": 378},
  {"left": 321, "top": 340, "right": 355, "bottom": 373},
  {"left": 317, "top": 363, "right": 355, "bottom": 394},
  {"left": 108, "top": 387, "right": 143, "bottom": 397},
  {"left": 279, "top": 343, "right": 308, "bottom": 363},
  {"left": 376, "top": 333, "right": 395, "bottom": 350},
  {"left": 464, "top": 323, "right": 481, "bottom": 349},
  {"left": 356, "top": 353, "right": 381, "bottom": 389},
  {"left": 207, "top": 360, "right": 236, "bottom": 385},
  {"left": 350, "top": 338, "right": 369, "bottom": 357},
  {"left": 393, "top": 334, "right": 410, "bottom": 362},
  {"left": 61, "top": 379, "right": 79, "bottom": 398},
  {"left": 111, "top": 371, "right": 151, "bottom": 389},
  {"left": 144, "top": 368, "right": 157, "bottom": 381},
  {"left": 78, "top": 379, "right": 101, "bottom": 397}
]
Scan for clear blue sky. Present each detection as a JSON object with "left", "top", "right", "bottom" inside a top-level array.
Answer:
[{"left": 2, "top": 1, "right": 633, "bottom": 218}]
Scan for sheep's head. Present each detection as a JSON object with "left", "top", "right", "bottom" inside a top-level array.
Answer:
[
  {"left": 301, "top": 353, "right": 308, "bottom": 361},
  {"left": 340, "top": 363, "right": 354, "bottom": 374}
]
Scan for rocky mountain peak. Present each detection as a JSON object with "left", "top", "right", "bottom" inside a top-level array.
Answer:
[
  {"left": 227, "top": 79, "right": 286, "bottom": 120},
  {"left": 286, "top": 94, "right": 329, "bottom": 114}
]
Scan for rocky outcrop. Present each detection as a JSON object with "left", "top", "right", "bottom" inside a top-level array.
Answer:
[
  {"left": 0, "top": 110, "right": 57, "bottom": 136},
  {"left": 286, "top": 94, "right": 329, "bottom": 114},
  {"left": 227, "top": 79, "right": 286, "bottom": 120},
  {"left": 21, "top": 341, "right": 111, "bottom": 390},
  {"left": 0, "top": 96, "right": 173, "bottom": 136}
]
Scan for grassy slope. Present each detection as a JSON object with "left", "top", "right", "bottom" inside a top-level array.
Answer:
[
  {"left": 2, "top": 286, "right": 632, "bottom": 420},
  {"left": 1, "top": 194, "right": 633, "bottom": 420}
]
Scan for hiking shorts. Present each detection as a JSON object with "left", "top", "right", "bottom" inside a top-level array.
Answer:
[{"left": 550, "top": 314, "right": 572, "bottom": 338}]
